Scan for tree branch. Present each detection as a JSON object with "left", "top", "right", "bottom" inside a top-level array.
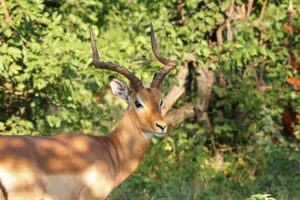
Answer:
[
  {"left": 162, "top": 66, "right": 188, "bottom": 116},
  {"left": 217, "top": 25, "right": 225, "bottom": 50},
  {"left": 226, "top": 0, "right": 235, "bottom": 41},
  {"left": 246, "top": 0, "right": 254, "bottom": 20},
  {"left": 5, "top": 89, "right": 35, "bottom": 96},
  {"left": 164, "top": 104, "right": 195, "bottom": 128},
  {"left": 258, "top": 0, "right": 268, "bottom": 25},
  {"left": 0, "top": 0, "right": 11, "bottom": 23}
]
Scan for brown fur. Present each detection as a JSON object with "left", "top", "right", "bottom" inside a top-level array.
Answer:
[{"left": 0, "top": 88, "right": 166, "bottom": 200}]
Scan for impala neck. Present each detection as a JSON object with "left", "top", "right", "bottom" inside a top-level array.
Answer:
[{"left": 107, "top": 110, "right": 150, "bottom": 188}]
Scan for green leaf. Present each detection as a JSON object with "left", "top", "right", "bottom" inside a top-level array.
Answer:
[{"left": 223, "top": 41, "right": 232, "bottom": 48}]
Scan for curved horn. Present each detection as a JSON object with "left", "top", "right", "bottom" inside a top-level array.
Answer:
[
  {"left": 150, "top": 22, "right": 178, "bottom": 89},
  {"left": 89, "top": 24, "right": 144, "bottom": 91}
]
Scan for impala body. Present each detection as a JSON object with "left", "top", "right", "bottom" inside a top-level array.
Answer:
[{"left": 0, "top": 23, "right": 178, "bottom": 200}]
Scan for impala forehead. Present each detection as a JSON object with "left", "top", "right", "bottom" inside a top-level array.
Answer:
[{"left": 135, "top": 88, "right": 161, "bottom": 106}]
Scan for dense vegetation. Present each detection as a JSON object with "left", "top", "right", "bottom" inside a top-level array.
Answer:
[{"left": 1, "top": 0, "right": 299, "bottom": 199}]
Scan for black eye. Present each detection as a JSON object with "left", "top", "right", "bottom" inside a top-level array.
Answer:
[
  {"left": 160, "top": 100, "right": 163, "bottom": 107},
  {"left": 135, "top": 100, "right": 143, "bottom": 108}
]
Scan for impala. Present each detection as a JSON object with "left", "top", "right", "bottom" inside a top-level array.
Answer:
[{"left": 0, "top": 23, "right": 178, "bottom": 200}]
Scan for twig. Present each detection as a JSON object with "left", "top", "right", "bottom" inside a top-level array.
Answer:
[
  {"left": 258, "top": 0, "right": 268, "bottom": 24},
  {"left": 226, "top": 0, "right": 235, "bottom": 41},
  {"left": 13, "top": 29, "right": 28, "bottom": 43},
  {"left": 4, "top": 82, "right": 49, "bottom": 96},
  {"left": 259, "top": 57, "right": 265, "bottom": 84},
  {"left": 216, "top": 25, "right": 225, "bottom": 50},
  {"left": 257, "top": 0, "right": 268, "bottom": 46},
  {"left": 45, "top": 94, "right": 66, "bottom": 110},
  {"left": 191, "top": 20, "right": 205, "bottom": 33},
  {"left": 203, "top": 0, "right": 218, "bottom": 13},
  {"left": 249, "top": 61, "right": 260, "bottom": 88},
  {"left": 287, "top": 0, "right": 295, "bottom": 45},
  {"left": 207, "top": 56, "right": 219, "bottom": 64},
  {"left": 177, "top": 0, "right": 186, "bottom": 25},
  {"left": 235, "top": 3, "right": 247, "bottom": 21},
  {"left": 0, "top": 0, "right": 11, "bottom": 23},
  {"left": 246, "top": 0, "right": 254, "bottom": 20},
  {"left": 288, "top": 0, "right": 297, "bottom": 18},
  {"left": 5, "top": 89, "right": 35, "bottom": 95},
  {"left": 216, "top": 145, "right": 243, "bottom": 152}
]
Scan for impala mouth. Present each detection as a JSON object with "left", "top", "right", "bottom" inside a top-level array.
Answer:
[{"left": 154, "top": 132, "right": 165, "bottom": 137}]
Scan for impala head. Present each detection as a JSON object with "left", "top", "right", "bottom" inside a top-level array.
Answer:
[{"left": 89, "top": 23, "right": 178, "bottom": 138}]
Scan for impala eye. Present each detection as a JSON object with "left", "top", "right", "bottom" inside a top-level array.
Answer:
[
  {"left": 135, "top": 100, "right": 143, "bottom": 108},
  {"left": 160, "top": 100, "right": 163, "bottom": 107}
]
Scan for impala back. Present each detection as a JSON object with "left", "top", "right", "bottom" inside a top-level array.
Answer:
[{"left": 0, "top": 133, "right": 119, "bottom": 200}]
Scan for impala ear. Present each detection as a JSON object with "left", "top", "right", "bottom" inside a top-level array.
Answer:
[{"left": 108, "top": 76, "right": 130, "bottom": 103}]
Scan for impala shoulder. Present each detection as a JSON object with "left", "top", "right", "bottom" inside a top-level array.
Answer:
[{"left": 55, "top": 133, "right": 101, "bottom": 149}]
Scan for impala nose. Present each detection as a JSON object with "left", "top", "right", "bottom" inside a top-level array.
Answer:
[{"left": 156, "top": 123, "right": 167, "bottom": 132}]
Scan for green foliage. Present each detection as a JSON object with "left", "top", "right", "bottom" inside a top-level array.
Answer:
[
  {"left": 0, "top": 0, "right": 111, "bottom": 135},
  {"left": 247, "top": 194, "right": 275, "bottom": 200},
  {"left": 1, "top": 0, "right": 300, "bottom": 199},
  {"left": 110, "top": 134, "right": 300, "bottom": 199}
]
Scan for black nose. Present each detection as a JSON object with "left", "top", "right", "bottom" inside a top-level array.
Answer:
[{"left": 156, "top": 123, "right": 166, "bottom": 131}]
